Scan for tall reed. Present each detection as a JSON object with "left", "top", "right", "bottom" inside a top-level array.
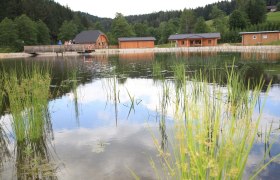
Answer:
[
  {"left": 151, "top": 62, "right": 272, "bottom": 179},
  {"left": 3, "top": 63, "right": 57, "bottom": 179}
]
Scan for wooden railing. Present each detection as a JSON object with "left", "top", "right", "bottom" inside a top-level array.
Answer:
[{"left": 24, "top": 44, "right": 107, "bottom": 54}]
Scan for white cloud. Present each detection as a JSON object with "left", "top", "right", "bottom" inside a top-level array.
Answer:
[{"left": 54, "top": 0, "right": 220, "bottom": 18}]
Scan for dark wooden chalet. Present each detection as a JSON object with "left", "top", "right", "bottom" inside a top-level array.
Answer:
[{"left": 74, "top": 30, "right": 109, "bottom": 49}]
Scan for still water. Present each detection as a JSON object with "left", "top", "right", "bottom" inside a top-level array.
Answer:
[{"left": 0, "top": 52, "right": 280, "bottom": 179}]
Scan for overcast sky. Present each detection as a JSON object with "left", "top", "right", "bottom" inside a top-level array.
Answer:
[{"left": 54, "top": 0, "right": 220, "bottom": 18}]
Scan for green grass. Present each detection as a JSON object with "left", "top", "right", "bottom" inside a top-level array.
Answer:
[
  {"left": 264, "top": 40, "right": 280, "bottom": 45},
  {"left": 150, "top": 61, "right": 276, "bottom": 179},
  {"left": 267, "top": 12, "right": 280, "bottom": 22},
  {"left": 156, "top": 43, "right": 174, "bottom": 48}
]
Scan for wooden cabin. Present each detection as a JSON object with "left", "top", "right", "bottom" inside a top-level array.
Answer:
[
  {"left": 118, "top": 37, "right": 156, "bottom": 49},
  {"left": 240, "top": 31, "right": 280, "bottom": 45},
  {"left": 168, "top": 33, "right": 221, "bottom": 47},
  {"left": 74, "top": 30, "right": 109, "bottom": 49}
]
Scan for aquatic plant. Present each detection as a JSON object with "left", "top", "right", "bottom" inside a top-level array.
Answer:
[
  {"left": 2, "top": 63, "right": 58, "bottom": 179},
  {"left": 151, "top": 62, "right": 274, "bottom": 179}
]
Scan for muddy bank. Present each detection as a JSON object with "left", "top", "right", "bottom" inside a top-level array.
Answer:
[{"left": 1, "top": 46, "right": 280, "bottom": 59}]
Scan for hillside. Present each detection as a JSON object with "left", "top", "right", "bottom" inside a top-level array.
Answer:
[{"left": 267, "top": 12, "right": 280, "bottom": 22}]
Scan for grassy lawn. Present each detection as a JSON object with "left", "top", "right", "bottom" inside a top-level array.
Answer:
[
  {"left": 265, "top": 40, "right": 280, "bottom": 45},
  {"left": 156, "top": 43, "right": 174, "bottom": 48},
  {"left": 267, "top": 12, "right": 280, "bottom": 22}
]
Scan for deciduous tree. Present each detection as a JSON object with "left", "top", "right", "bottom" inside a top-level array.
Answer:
[
  {"left": 58, "top": 20, "right": 78, "bottom": 42},
  {"left": 229, "top": 10, "right": 250, "bottom": 30},
  {"left": 210, "top": 6, "right": 228, "bottom": 34},
  {"left": 15, "top": 14, "right": 37, "bottom": 45},
  {"left": 194, "top": 17, "right": 210, "bottom": 33},
  {"left": 0, "top": 17, "right": 18, "bottom": 47},
  {"left": 36, "top": 20, "right": 50, "bottom": 45}
]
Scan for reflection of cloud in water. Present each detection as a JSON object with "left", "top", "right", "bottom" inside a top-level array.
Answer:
[
  {"left": 54, "top": 125, "right": 160, "bottom": 180},
  {"left": 244, "top": 140, "right": 280, "bottom": 179},
  {"left": 69, "top": 78, "right": 161, "bottom": 111}
]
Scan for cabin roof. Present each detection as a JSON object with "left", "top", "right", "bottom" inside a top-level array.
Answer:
[
  {"left": 74, "top": 30, "right": 105, "bottom": 44},
  {"left": 168, "top": 33, "right": 221, "bottom": 40},
  {"left": 239, "top": 30, "right": 280, "bottom": 35},
  {"left": 118, "top": 37, "right": 156, "bottom": 42}
]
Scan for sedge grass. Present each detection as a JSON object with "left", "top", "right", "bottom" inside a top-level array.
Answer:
[
  {"left": 3, "top": 63, "right": 51, "bottom": 142},
  {"left": 151, "top": 62, "right": 274, "bottom": 179},
  {"left": 2, "top": 63, "right": 58, "bottom": 179}
]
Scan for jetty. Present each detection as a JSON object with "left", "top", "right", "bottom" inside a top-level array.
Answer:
[{"left": 24, "top": 44, "right": 98, "bottom": 55}]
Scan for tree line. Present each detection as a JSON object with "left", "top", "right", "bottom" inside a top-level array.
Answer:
[{"left": 0, "top": 0, "right": 280, "bottom": 52}]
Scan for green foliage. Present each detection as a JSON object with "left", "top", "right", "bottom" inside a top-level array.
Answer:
[
  {"left": 111, "top": 13, "right": 135, "bottom": 44},
  {"left": 277, "top": 2, "right": 280, "bottom": 11},
  {"left": 133, "top": 23, "right": 149, "bottom": 37},
  {"left": 180, "top": 9, "right": 196, "bottom": 33},
  {"left": 36, "top": 20, "right": 50, "bottom": 45},
  {"left": 93, "top": 21, "right": 105, "bottom": 32},
  {"left": 151, "top": 62, "right": 272, "bottom": 179},
  {"left": 245, "top": 21, "right": 280, "bottom": 31},
  {"left": 58, "top": 20, "right": 78, "bottom": 42},
  {"left": 194, "top": 17, "right": 210, "bottom": 33},
  {"left": 15, "top": 14, "right": 37, "bottom": 45},
  {"left": 210, "top": 6, "right": 228, "bottom": 34},
  {"left": 0, "top": 17, "right": 19, "bottom": 48},
  {"left": 229, "top": 10, "right": 250, "bottom": 30},
  {"left": 159, "top": 19, "right": 179, "bottom": 44},
  {"left": 221, "top": 29, "right": 242, "bottom": 43},
  {"left": 246, "top": 0, "right": 267, "bottom": 24}
]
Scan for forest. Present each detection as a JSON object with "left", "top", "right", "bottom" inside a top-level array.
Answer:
[{"left": 0, "top": 0, "right": 280, "bottom": 52}]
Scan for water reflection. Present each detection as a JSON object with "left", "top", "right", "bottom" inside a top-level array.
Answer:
[{"left": 0, "top": 52, "right": 279, "bottom": 179}]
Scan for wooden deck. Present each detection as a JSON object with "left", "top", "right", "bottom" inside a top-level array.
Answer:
[{"left": 24, "top": 44, "right": 103, "bottom": 54}]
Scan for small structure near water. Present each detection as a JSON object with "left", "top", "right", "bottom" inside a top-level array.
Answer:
[
  {"left": 240, "top": 31, "right": 280, "bottom": 45},
  {"left": 118, "top": 37, "right": 156, "bottom": 49},
  {"left": 168, "top": 33, "right": 221, "bottom": 47},
  {"left": 24, "top": 30, "right": 109, "bottom": 54},
  {"left": 74, "top": 30, "right": 108, "bottom": 49}
]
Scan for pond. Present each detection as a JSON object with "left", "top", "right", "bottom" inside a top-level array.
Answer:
[{"left": 0, "top": 52, "right": 280, "bottom": 179}]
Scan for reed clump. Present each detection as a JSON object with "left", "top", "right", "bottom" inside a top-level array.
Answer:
[
  {"left": 2, "top": 63, "right": 58, "bottom": 179},
  {"left": 3, "top": 64, "right": 51, "bottom": 142},
  {"left": 152, "top": 62, "right": 271, "bottom": 179}
]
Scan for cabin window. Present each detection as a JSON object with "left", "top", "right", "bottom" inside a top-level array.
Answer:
[
  {"left": 253, "top": 35, "right": 257, "bottom": 39},
  {"left": 182, "top": 41, "right": 185, "bottom": 45},
  {"left": 208, "top": 40, "right": 212, "bottom": 44},
  {"left": 263, "top": 35, "right": 268, "bottom": 39}
]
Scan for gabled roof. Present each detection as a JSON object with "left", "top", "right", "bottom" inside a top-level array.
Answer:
[
  {"left": 168, "top": 33, "right": 221, "bottom": 40},
  {"left": 74, "top": 30, "right": 106, "bottom": 44},
  {"left": 118, "top": 37, "right": 156, "bottom": 42},
  {"left": 239, "top": 30, "right": 280, "bottom": 35}
]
